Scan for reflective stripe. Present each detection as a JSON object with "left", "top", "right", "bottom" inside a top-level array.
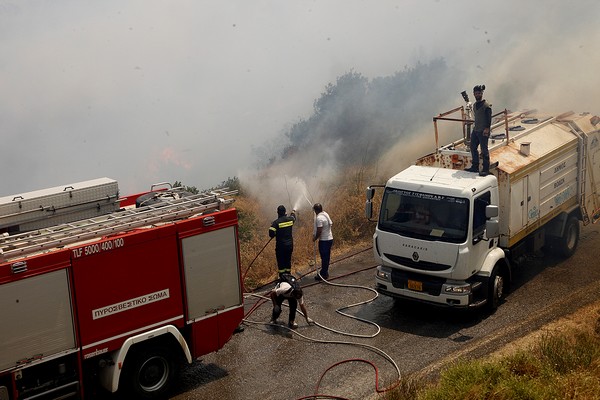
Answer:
[
  {"left": 278, "top": 268, "right": 291, "bottom": 273},
  {"left": 269, "top": 227, "right": 276, "bottom": 231},
  {"left": 278, "top": 221, "right": 293, "bottom": 228}
]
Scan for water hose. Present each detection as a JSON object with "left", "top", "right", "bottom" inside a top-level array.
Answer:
[{"left": 241, "top": 237, "right": 273, "bottom": 284}]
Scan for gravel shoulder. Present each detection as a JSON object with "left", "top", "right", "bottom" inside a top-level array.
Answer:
[{"left": 489, "top": 299, "right": 600, "bottom": 360}]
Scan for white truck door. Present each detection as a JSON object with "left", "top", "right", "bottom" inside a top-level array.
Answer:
[
  {"left": 527, "top": 173, "right": 541, "bottom": 224},
  {"left": 509, "top": 179, "right": 526, "bottom": 234}
]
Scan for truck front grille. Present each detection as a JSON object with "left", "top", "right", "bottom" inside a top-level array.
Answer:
[{"left": 383, "top": 253, "right": 451, "bottom": 271}]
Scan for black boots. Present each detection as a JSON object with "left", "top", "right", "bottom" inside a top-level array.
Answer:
[{"left": 465, "top": 165, "right": 490, "bottom": 176}]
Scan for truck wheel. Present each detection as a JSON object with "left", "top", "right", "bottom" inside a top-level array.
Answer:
[
  {"left": 487, "top": 266, "right": 504, "bottom": 312},
  {"left": 121, "top": 346, "right": 178, "bottom": 399},
  {"left": 557, "top": 216, "right": 580, "bottom": 258}
]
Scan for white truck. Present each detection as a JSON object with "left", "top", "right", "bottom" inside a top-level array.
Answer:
[{"left": 366, "top": 105, "right": 600, "bottom": 310}]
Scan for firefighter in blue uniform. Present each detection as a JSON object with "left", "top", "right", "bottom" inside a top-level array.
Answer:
[{"left": 269, "top": 205, "right": 296, "bottom": 277}]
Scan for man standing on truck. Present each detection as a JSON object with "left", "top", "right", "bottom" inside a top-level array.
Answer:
[
  {"left": 465, "top": 84, "right": 493, "bottom": 176},
  {"left": 269, "top": 205, "right": 296, "bottom": 277}
]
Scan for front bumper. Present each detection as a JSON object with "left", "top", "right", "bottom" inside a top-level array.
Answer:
[{"left": 375, "top": 266, "right": 487, "bottom": 308}]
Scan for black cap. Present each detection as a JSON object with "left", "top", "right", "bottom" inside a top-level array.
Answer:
[
  {"left": 473, "top": 84, "right": 486, "bottom": 92},
  {"left": 313, "top": 203, "right": 322, "bottom": 213},
  {"left": 277, "top": 205, "right": 286, "bottom": 216}
]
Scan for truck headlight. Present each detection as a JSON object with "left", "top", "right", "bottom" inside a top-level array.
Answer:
[{"left": 376, "top": 266, "right": 391, "bottom": 282}]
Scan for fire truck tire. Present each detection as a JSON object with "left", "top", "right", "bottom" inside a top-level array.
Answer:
[
  {"left": 557, "top": 216, "right": 580, "bottom": 258},
  {"left": 121, "top": 345, "right": 178, "bottom": 399},
  {"left": 486, "top": 265, "right": 504, "bottom": 312}
]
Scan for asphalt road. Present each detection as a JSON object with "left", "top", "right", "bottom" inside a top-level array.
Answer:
[{"left": 170, "top": 223, "right": 600, "bottom": 400}]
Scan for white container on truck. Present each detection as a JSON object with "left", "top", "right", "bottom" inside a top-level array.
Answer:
[{"left": 366, "top": 106, "right": 600, "bottom": 310}]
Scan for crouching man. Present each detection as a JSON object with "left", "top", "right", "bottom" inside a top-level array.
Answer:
[{"left": 270, "top": 274, "right": 313, "bottom": 329}]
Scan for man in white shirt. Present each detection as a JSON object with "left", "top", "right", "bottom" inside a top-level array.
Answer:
[
  {"left": 270, "top": 274, "right": 313, "bottom": 329},
  {"left": 312, "top": 203, "right": 334, "bottom": 280}
]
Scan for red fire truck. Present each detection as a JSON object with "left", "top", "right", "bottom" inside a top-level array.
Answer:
[{"left": 0, "top": 178, "right": 244, "bottom": 399}]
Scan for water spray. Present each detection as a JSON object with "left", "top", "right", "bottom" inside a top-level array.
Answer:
[{"left": 283, "top": 175, "right": 292, "bottom": 209}]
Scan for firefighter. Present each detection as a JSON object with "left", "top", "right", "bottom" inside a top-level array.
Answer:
[
  {"left": 270, "top": 274, "right": 313, "bottom": 329},
  {"left": 269, "top": 205, "right": 296, "bottom": 277}
]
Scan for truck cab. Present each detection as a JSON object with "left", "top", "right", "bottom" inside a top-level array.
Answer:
[{"left": 368, "top": 166, "right": 505, "bottom": 309}]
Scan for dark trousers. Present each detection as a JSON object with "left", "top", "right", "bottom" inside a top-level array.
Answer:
[
  {"left": 318, "top": 239, "right": 333, "bottom": 277},
  {"left": 275, "top": 244, "right": 293, "bottom": 275},
  {"left": 272, "top": 295, "right": 298, "bottom": 323},
  {"left": 470, "top": 130, "right": 490, "bottom": 171}
]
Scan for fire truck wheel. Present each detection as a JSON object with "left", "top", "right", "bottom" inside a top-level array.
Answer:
[
  {"left": 557, "top": 216, "right": 580, "bottom": 258},
  {"left": 486, "top": 266, "right": 504, "bottom": 312},
  {"left": 121, "top": 345, "right": 178, "bottom": 399}
]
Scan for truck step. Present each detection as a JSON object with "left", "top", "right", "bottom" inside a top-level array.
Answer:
[{"left": 469, "top": 298, "right": 488, "bottom": 308}]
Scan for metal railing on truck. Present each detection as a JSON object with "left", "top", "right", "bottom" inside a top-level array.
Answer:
[
  {"left": 0, "top": 188, "right": 237, "bottom": 262},
  {"left": 432, "top": 105, "right": 512, "bottom": 151}
]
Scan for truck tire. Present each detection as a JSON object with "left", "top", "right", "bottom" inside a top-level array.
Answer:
[
  {"left": 121, "top": 345, "right": 178, "bottom": 399},
  {"left": 487, "top": 266, "right": 504, "bottom": 312},
  {"left": 557, "top": 216, "right": 580, "bottom": 258}
]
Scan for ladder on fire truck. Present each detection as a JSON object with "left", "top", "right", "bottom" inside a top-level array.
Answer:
[{"left": 0, "top": 188, "right": 237, "bottom": 262}]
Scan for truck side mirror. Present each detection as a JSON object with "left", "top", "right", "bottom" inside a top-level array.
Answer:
[
  {"left": 486, "top": 205, "right": 499, "bottom": 218},
  {"left": 366, "top": 187, "right": 375, "bottom": 201},
  {"left": 486, "top": 220, "right": 500, "bottom": 238},
  {"left": 365, "top": 200, "right": 373, "bottom": 219}
]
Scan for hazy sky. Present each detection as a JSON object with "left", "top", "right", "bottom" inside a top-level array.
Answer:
[{"left": 1, "top": 0, "right": 599, "bottom": 197}]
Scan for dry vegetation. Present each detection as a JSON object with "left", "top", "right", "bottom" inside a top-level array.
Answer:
[{"left": 383, "top": 303, "right": 600, "bottom": 400}]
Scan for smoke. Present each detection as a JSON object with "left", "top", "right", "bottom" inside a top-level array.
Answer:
[
  {"left": 240, "top": 151, "right": 336, "bottom": 217},
  {"left": 448, "top": 2, "right": 600, "bottom": 113},
  {"left": 244, "top": 1, "right": 600, "bottom": 211},
  {"left": 1, "top": 1, "right": 599, "bottom": 199}
]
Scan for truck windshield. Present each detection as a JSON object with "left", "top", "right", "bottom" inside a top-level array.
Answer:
[{"left": 378, "top": 188, "right": 469, "bottom": 243}]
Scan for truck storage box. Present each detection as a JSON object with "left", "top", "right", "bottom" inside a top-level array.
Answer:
[{"left": 0, "top": 178, "right": 120, "bottom": 233}]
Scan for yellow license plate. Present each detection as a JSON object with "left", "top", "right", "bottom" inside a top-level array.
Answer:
[{"left": 407, "top": 279, "right": 423, "bottom": 291}]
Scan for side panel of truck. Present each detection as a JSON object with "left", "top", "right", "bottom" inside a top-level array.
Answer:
[
  {"left": 181, "top": 224, "right": 243, "bottom": 357},
  {"left": 492, "top": 123, "right": 580, "bottom": 247},
  {"left": 71, "top": 227, "right": 185, "bottom": 358},
  {"left": 0, "top": 268, "right": 76, "bottom": 372},
  {"left": 583, "top": 132, "right": 600, "bottom": 221},
  {"left": 539, "top": 152, "right": 578, "bottom": 218}
]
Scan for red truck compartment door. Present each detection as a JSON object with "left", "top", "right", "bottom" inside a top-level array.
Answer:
[
  {"left": 0, "top": 268, "right": 76, "bottom": 371},
  {"left": 180, "top": 225, "right": 243, "bottom": 357},
  {"left": 71, "top": 230, "right": 184, "bottom": 352}
]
